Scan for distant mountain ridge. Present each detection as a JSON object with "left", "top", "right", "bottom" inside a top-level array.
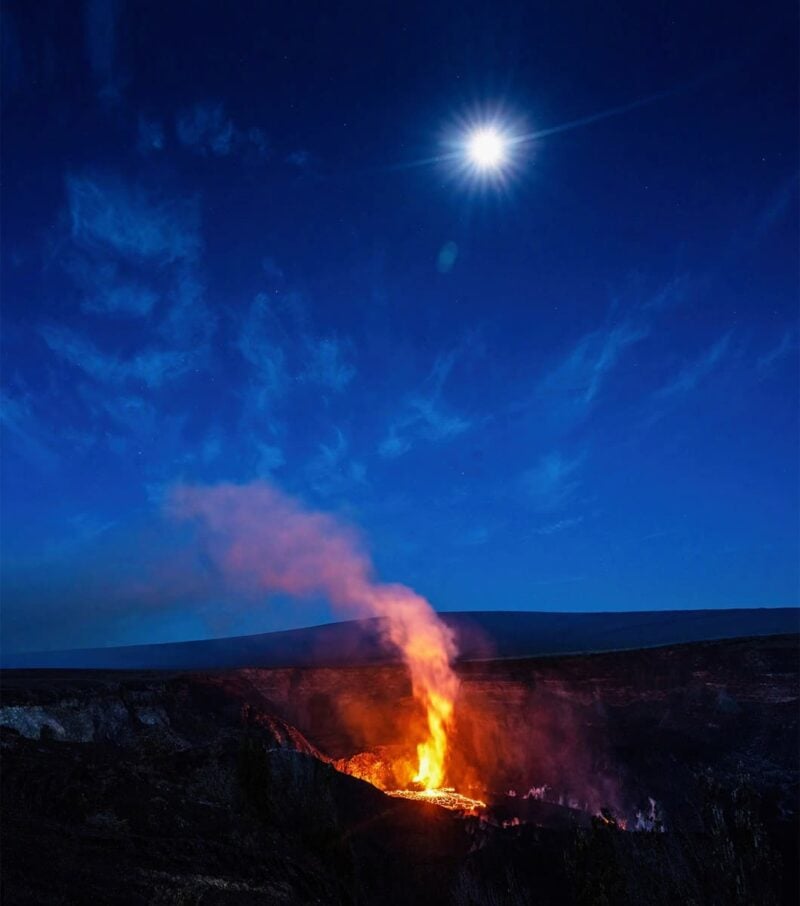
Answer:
[{"left": 4, "top": 607, "right": 798, "bottom": 670}]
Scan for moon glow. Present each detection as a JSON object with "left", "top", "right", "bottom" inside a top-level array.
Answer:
[{"left": 466, "top": 127, "right": 507, "bottom": 170}]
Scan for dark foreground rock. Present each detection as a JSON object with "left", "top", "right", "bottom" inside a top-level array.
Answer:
[{"left": 1, "top": 635, "right": 798, "bottom": 904}]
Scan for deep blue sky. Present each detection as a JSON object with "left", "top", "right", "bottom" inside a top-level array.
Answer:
[{"left": 2, "top": 0, "right": 798, "bottom": 653}]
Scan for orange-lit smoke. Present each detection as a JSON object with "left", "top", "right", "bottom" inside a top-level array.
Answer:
[{"left": 168, "top": 481, "right": 458, "bottom": 790}]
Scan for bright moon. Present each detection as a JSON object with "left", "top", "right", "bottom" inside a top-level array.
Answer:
[{"left": 467, "top": 127, "right": 507, "bottom": 170}]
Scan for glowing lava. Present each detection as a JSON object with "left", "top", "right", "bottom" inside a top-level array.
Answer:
[
  {"left": 368, "top": 585, "right": 459, "bottom": 791},
  {"left": 385, "top": 787, "right": 486, "bottom": 813}
]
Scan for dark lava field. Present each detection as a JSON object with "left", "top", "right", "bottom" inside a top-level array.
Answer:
[{"left": 2, "top": 634, "right": 798, "bottom": 905}]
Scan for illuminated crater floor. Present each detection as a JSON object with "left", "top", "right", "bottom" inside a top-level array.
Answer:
[{"left": 385, "top": 787, "right": 486, "bottom": 812}]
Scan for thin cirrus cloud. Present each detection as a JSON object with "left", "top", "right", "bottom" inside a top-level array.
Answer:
[
  {"left": 0, "top": 391, "right": 58, "bottom": 471},
  {"left": 237, "top": 292, "right": 357, "bottom": 408},
  {"left": 65, "top": 256, "right": 159, "bottom": 317},
  {"left": 522, "top": 451, "right": 583, "bottom": 512},
  {"left": 81, "top": 387, "right": 159, "bottom": 439},
  {"left": 44, "top": 173, "right": 216, "bottom": 399},
  {"left": 236, "top": 293, "right": 291, "bottom": 407},
  {"left": 40, "top": 324, "right": 198, "bottom": 389},
  {"left": 520, "top": 280, "right": 692, "bottom": 428},
  {"left": 532, "top": 515, "right": 585, "bottom": 536},
  {"left": 76, "top": 384, "right": 200, "bottom": 467},
  {"left": 158, "top": 268, "right": 217, "bottom": 349},
  {"left": 306, "top": 428, "right": 367, "bottom": 498},
  {"left": 300, "top": 336, "right": 356, "bottom": 393},
  {"left": 66, "top": 174, "right": 200, "bottom": 264},
  {"left": 62, "top": 173, "right": 208, "bottom": 327},
  {"left": 655, "top": 331, "right": 732, "bottom": 399},
  {"left": 234, "top": 288, "right": 363, "bottom": 494},
  {"left": 757, "top": 328, "right": 797, "bottom": 377},
  {"left": 379, "top": 350, "right": 472, "bottom": 459},
  {"left": 536, "top": 320, "right": 649, "bottom": 421},
  {"left": 286, "top": 150, "right": 311, "bottom": 167},
  {"left": 176, "top": 102, "right": 269, "bottom": 158}
]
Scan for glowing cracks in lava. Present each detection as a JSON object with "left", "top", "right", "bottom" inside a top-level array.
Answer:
[{"left": 386, "top": 787, "right": 486, "bottom": 813}]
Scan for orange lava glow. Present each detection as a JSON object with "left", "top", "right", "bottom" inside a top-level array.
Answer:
[
  {"left": 368, "top": 585, "right": 459, "bottom": 792},
  {"left": 411, "top": 684, "right": 453, "bottom": 789},
  {"left": 385, "top": 787, "right": 486, "bottom": 813}
]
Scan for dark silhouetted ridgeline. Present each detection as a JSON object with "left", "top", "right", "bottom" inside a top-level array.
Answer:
[{"left": 3, "top": 607, "right": 798, "bottom": 670}]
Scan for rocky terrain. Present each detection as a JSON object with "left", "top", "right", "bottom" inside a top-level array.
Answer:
[{"left": 1, "top": 634, "right": 798, "bottom": 904}]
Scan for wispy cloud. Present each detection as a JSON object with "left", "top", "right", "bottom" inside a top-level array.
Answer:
[
  {"left": 65, "top": 256, "right": 159, "bottom": 317},
  {"left": 137, "top": 116, "right": 165, "bottom": 155},
  {"left": 379, "top": 350, "right": 471, "bottom": 458},
  {"left": 236, "top": 294, "right": 290, "bottom": 407},
  {"left": 255, "top": 442, "right": 286, "bottom": 476},
  {"left": 301, "top": 336, "right": 356, "bottom": 392},
  {"left": 538, "top": 320, "right": 649, "bottom": 415},
  {"left": 237, "top": 289, "right": 357, "bottom": 409},
  {"left": 316, "top": 429, "right": 347, "bottom": 467},
  {"left": 0, "top": 391, "right": 58, "bottom": 470},
  {"left": 66, "top": 175, "right": 200, "bottom": 264},
  {"left": 516, "top": 281, "right": 691, "bottom": 428},
  {"left": 522, "top": 452, "right": 582, "bottom": 512},
  {"left": 306, "top": 428, "right": 367, "bottom": 497},
  {"left": 176, "top": 102, "right": 269, "bottom": 159},
  {"left": 378, "top": 432, "right": 412, "bottom": 459},
  {"left": 656, "top": 332, "right": 732, "bottom": 399},
  {"left": 61, "top": 175, "right": 206, "bottom": 337},
  {"left": 89, "top": 391, "right": 159, "bottom": 438},
  {"left": 532, "top": 515, "right": 584, "bottom": 535},
  {"left": 286, "top": 150, "right": 311, "bottom": 168},
  {"left": 41, "top": 324, "right": 197, "bottom": 388},
  {"left": 176, "top": 102, "right": 235, "bottom": 155},
  {"left": 69, "top": 513, "right": 117, "bottom": 542},
  {"left": 43, "top": 175, "right": 216, "bottom": 421},
  {"left": 757, "top": 328, "right": 797, "bottom": 377},
  {"left": 158, "top": 268, "right": 217, "bottom": 348},
  {"left": 39, "top": 513, "right": 119, "bottom": 562}
]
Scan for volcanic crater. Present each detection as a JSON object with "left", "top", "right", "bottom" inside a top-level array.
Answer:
[{"left": 1, "top": 626, "right": 797, "bottom": 905}]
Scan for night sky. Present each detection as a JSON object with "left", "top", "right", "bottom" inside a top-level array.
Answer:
[{"left": 2, "top": 1, "right": 797, "bottom": 654}]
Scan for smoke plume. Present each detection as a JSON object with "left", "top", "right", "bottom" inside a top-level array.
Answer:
[{"left": 168, "top": 481, "right": 459, "bottom": 787}]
